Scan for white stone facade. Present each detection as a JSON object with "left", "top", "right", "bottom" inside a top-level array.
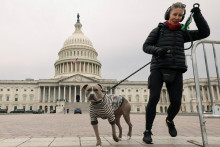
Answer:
[
  {"left": 0, "top": 15, "right": 219, "bottom": 113},
  {"left": 0, "top": 77, "right": 220, "bottom": 113}
]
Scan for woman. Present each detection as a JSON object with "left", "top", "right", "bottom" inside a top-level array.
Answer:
[{"left": 142, "top": 2, "right": 210, "bottom": 144}]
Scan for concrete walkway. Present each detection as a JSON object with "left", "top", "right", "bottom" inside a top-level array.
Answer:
[
  {"left": 0, "top": 113, "right": 219, "bottom": 147},
  {"left": 0, "top": 136, "right": 220, "bottom": 147}
]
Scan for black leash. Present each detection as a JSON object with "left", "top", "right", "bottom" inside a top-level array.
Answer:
[{"left": 109, "top": 57, "right": 158, "bottom": 90}]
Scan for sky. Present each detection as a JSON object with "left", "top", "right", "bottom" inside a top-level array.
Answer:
[{"left": 0, "top": 0, "right": 220, "bottom": 81}]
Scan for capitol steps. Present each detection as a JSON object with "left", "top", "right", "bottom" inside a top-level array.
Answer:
[{"left": 64, "top": 102, "right": 89, "bottom": 113}]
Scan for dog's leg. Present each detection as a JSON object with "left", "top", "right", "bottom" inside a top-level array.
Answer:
[
  {"left": 123, "top": 105, "right": 132, "bottom": 139},
  {"left": 115, "top": 114, "right": 122, "bottom": 139},
  {"left": 111, "top": 124, "right": 120, "bottom": 142},
  {"left": 92, "top": 124, "right": 102, "bottom": 147}
]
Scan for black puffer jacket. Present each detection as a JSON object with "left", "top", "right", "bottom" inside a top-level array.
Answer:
[{"left": 143, "top": 12, "right": 210, "bottom": 73}]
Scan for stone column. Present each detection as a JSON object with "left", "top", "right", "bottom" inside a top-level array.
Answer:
[
  {"left": 67, "top": 62, "right": 69, "bottom": 73},
  {"left": 207, "top": 86, "right": 211, "bottom": 101},
  {"left": 48, "top": 86, "right": 51, "bottom": 103},
  {"left": 166, "top": 89, "right": 169, "bottom": 103},
  {"left": 216, "top": 85, "right": 220, "bottom": 100},
  {"left": 193, "top": 86, "right": 197, "bottom": 99},
  {"left": 211, "top": 85, "right": 215, "bottom": 101},
  {"left": 53, "top": 86, "right": 56, "bottom": 103},
  {"left": 60, "top": 64, "right": 62, "bottom": 73},
  {"left": 38, "top": 86, "right": 41, "bottom": 102},
  {"left": 163, "top": 89, "right": 165, "bottom": 103},
  {"left": 64, "top": 85, "right": 66, "bottom": 101},
  {"left": 164, "top": 90, "right": 167, "bottom": 103},
  {"left": 74, "top": 86, "right": 76, "bottom": 102},
  {"left": 75, "top": 62, "right": 77, "bottom": 72},
  {"left": 80, "top": 86, "right": 82, "bottom": 102},
  {"left": 96, "top": 65, "right": 98, "bottom": 75},
  {"left": 202, "top": 86, "right": 205, "bottom": 102},
  {"left": 69, "top": 86, "right": 71, "bottom": 103},
  {"left": 84, "top": 62, "right": 86, "bottom": 73},
  {"left": 58, "top": 86, "right": 60, "bottom": 100},
  {"left": 71, "top": 62, "right": 73, "bottom": 72},
  {"left": 63, "top": 63, "right": 64, "bottom": 73},
  {"left": 58, "top": 64, "right": 60, "bottom": 74},
  {"left": 79, "top": 62, "right": 81, "bottom": 72},
  {"left": 43, "top": 86, "right": 45, "bottom": 103},
  {"left": 85, "top": 88, "right": 87, "bottom": 102},
  {"left": 94, "top": 65, "right": 95, "bottom": 74},
  {"left": 60, "top": 64, "right": 61, "bottom": 73},
  {"left": 87, "top": 63, "right": 89, "bottom": 73}
]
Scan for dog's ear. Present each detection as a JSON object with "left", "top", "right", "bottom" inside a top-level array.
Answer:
[
  {"left": 97, "top": 84, "right": 105, "bottom": 91},
  {"left": 82, "top": 84, "right": 88, "bottom": 90}
]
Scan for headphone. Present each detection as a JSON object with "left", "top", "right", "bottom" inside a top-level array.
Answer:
[{"left": 164, "top": 6, "right": 186, "bottom": 22}]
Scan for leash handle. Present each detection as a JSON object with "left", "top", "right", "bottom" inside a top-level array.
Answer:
[
  {"left": 193, "top": 3, "right": 200, "bottom": 8},
  {"left": 182, "top": 3, "right": 201, "bottom": 50}
]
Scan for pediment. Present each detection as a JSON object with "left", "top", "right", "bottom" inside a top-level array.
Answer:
[{"left": 59, "top": 74, "right": 99, "bottom": 83}]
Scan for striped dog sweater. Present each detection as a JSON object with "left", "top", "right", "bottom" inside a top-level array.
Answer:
[{"left": 89, "top": 94, "right": 124, "bottom": 125}]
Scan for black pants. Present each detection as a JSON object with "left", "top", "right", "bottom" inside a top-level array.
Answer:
[{"left": 145, "top": 68, "right": 183, "bottom": 130}]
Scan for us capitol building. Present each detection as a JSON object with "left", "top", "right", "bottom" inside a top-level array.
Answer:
[{"left": 0, "top": 15, "right": 219, "bottom": 113}]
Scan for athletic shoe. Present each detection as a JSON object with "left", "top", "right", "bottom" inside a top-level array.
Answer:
[
  {"left": 143, "top": 130, "right": 153, "bottom": 144},
  {"left": 166, "top": 119, "right": 177, "bottom": 137}
]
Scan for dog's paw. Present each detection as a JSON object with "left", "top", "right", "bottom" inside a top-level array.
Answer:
[
  {"left": 127, "top": 136, "right": 131, "bottom": 140},
  {"left": 113, "top": 136, "right": 120, "bottom": 142},
  {"left": 96, "top": 140, "right": 102, "bottom": 147}
]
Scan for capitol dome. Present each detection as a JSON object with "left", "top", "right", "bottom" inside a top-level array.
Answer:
[
  {"left": 62, "top": 21, "right": 93, "bottom": 48},
  {"left": 54, "top": 14, "right": 101, "bottom": 79}
]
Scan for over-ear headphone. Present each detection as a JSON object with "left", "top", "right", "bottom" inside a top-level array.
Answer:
[{"left": 164, "top": 6, "right": 186, "bottom": 22}]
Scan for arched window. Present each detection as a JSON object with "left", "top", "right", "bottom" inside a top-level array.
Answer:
[
  {"left": 160, "top": 106, "right": 163, "bottom": 113},
  {"left": 30, "top": 95, "right": 34, "bottom": 101},
  {"left": 136, "top": 95, "right": 139, "bottom": 102},
  {"left": 144, "top": 96, "right": 147, "bottom": 102},
  {"left": 15, "top": 94, "right": 18, "bottom": 101},
  {"left": 128, "top": 96, "right": 132, "bottom": 102},
  {"left": 137, "top": 106, "right": 140, "bottom": 112},
  {"left": 165, "top": 106, "right": 168, "bottom": 112},
  {"left": 23, "top": 95, "right": 27, "bottom": 101}
]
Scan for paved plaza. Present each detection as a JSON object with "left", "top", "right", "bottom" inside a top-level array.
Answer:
[{"left": 0, "top": 113, "right": 220, "bottom": 147}]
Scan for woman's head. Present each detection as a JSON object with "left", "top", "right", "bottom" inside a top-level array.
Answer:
[{"left": 165, "top": 2, "right": 186, "bottom": 24}]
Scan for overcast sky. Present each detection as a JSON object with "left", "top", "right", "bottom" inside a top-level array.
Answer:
[{"left": 0, "top": 0, "right": 219, "bottom": 81}]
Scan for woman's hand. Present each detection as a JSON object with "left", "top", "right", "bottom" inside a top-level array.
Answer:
[{"left": 155, "top": 48, "right": 168, "bottom": 57}]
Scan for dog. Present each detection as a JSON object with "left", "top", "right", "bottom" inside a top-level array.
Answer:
[{"left": 83, "top": 84, "right": 132, "bottom": 147}]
